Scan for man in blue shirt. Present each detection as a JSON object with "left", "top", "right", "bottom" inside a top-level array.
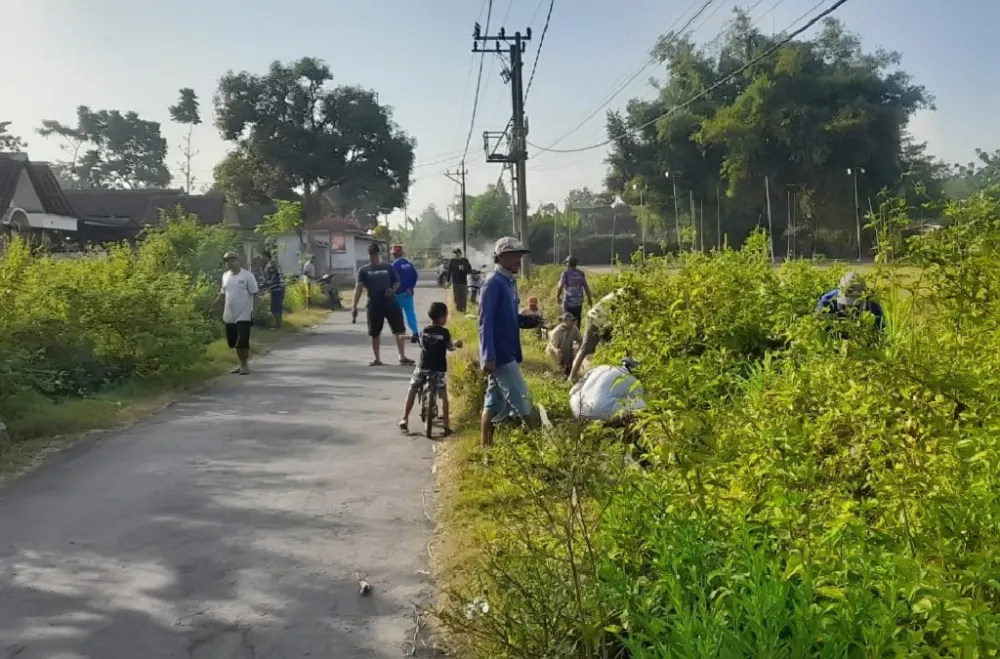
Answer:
[
  {"left": 478, "top": 236, "right": 542, "bottom": 448},
  {"left": 390, "top": 244, "right": 421, "bottom": 343},
  {"left": 816, "top": 271, "right": 886, "bottom": 332}
]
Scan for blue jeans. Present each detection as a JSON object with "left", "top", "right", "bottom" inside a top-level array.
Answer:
[
  {"left": 396, "top": 292, "right": 419, "bottom": 336},
  {"left": 483, "top": 361, "right": 533, "bottom": 422}
]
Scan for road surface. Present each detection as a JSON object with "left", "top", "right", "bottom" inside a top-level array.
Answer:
[{"left": 0, "top": 286, "right": 446, "bottom": 658}]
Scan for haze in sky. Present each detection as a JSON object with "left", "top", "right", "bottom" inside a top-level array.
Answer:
[{"left": 3, "top": 0, "right": 997, "bottom": 227}]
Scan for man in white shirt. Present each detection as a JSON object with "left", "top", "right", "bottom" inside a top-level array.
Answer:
[{"left": 213, "top": 251, "right": 259, "bottom": 375}]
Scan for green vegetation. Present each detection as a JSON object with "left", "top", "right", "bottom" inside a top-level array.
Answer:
[
  {"left": 435, "top": 193, "right": 1000, "bottom": 657},
  {"left": 0, "top": 211, "right": 328, "bottom": 464}
]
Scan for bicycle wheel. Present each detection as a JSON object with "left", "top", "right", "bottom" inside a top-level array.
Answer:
[{"left": 424, "top": 389, "right": 436, "bottom": 438}]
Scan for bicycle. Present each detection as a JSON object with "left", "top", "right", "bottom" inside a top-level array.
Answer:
[{"left": 417, "top": 380, "right": 438, "bottom": 439}]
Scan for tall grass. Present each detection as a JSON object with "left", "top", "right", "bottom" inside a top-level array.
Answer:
[{"left": 437, "top": 194, "right": 1000, "bottom": 657}]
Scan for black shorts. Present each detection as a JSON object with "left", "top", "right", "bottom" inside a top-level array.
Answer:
[
  {"left": 225, "top": 321, "right": 252, "bottom": 349},
  {"left": 367, "top": 299, "right": 406, "bottom": 337}
]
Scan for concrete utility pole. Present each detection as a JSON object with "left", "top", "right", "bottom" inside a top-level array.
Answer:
[
  {"left": 475, "top": 23, "right": 532, "bottom": 275},
  {"left": 444, "top": 165, "right": 469, "bottom": 255}
]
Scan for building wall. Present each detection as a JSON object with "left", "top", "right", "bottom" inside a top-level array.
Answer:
[{"left": 12, "top": 170, "right": 43, "bottom": 212}]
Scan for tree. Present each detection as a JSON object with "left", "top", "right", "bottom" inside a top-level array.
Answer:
[
  {"left": 256, "top": 199, "right": 304, "bottom": 256},
  {"left": 214, "top": 57, "right": 415, "bottom": 221},
  {"left": 37, "top": 106, "right": 171, "bottom": 189},
  {"left": 605, "top": 11, "right": 932, "bottom": 258},
  {"left": 211, "top": 146, "right": 294, "bottom": 204},
  {"left": 0, "top": 121, "right": 26, "bottom": 151},
  {"left": 467, "top": 181, "right": 514, "bottom": 239},
  {"left": 169, "top": 88, "right": 201, "bottom": 193}
]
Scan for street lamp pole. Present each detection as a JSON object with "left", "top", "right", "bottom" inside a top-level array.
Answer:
[
  {"left": 848, "top": 167, "right": 864, "bottom": 261},
  {"left": 666, "top": 172, "right": 681, "bottom": 249}
]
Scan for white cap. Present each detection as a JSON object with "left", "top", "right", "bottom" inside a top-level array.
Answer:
[{"left": 493, "top": 236, "right": 531, "bottom": 256}]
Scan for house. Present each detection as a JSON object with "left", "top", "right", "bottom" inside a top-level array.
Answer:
[
  {"left": 61, "top": 188, "right": 227, "bottom": 242},
  {"left": 224, "top": 203, "right": 385, "bottom": 281},
  {"left": 0, "top": 154, "right": 78, "bottom": 246}
]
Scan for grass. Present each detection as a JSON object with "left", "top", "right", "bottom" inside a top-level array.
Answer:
[{"left": 0, "top": 307, "right": 330, "bottom": 482}]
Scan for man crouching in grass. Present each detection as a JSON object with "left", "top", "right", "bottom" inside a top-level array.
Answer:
[
  {"left": 478, "top": 237, "right": 543, "bottom": 448},
  {"left": 211, "top": 251, "right": 258, "bottom": 375}
]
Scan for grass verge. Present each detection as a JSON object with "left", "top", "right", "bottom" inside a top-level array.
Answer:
[{"left": 0, "top": 307, "right": 330, "bottom": 483}]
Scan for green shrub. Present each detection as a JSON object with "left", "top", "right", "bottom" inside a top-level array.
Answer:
[
  {"left": 440, "top": 194, "right": 1000, "bottom": 657},
  {"left": 0, "top": 214, "right": 243, "bottom": 424}
]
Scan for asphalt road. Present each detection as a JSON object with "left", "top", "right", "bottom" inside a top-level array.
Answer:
[{"left": 0, "top": 286, "right": 446, "bottom": 658}]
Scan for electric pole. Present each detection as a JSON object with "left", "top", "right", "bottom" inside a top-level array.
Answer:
[
  {"left": 474, "top": 23, "right": 532, "bottom": 276},
  {"left": 445, "top": 165, "right": 469, "bottom": 255}
]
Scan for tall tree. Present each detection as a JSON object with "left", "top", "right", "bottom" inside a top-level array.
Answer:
[
  {"left": 37, "top": 106, "right": 171, "bottom": 189},
  {"left": 0, "top": 121, "right": 26, "bottom": 151},
  {"left": 605, "top": 11, "right": 932, "bottom": 258},
  {"left": 169, "top": 88, "right": 201, "bottom": 193},
  {"left": 467, "top": 181, "right": 514, "bottom": 239},
  {"left": 214, "top": 57, "right": 415, "bottom": 220}
]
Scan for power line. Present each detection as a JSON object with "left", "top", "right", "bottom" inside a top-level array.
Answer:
[
  {"left": 462, "top": 0, "right": 495, "bottom": 162},
  {"left": 536, "top": 0, "right": 719, "bottom": 151},
  {"left": 523, "top": 0, "right": 554, "bottom": 104},
  {"left": 413, "top": 150, "right": 467, "bottom": 169},
  {"left": 528, "top": 0, "right": 853, "bottom": 155}
]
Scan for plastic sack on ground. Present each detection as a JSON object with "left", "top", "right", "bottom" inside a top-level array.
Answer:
[{"left": 569, "top": 364, "right": 646, "bottom": 421}]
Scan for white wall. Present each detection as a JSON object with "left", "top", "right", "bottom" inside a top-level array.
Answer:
[
  {"left": 12, "top": 170, "right": 43, "bottom": 212},
  {"left": 275, "top": 234, "right": 302, "bottom": 277}
]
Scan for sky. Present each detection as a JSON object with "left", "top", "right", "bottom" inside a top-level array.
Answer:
[{"left": 3, "top": 0, "right": 998, "bottom": 229}]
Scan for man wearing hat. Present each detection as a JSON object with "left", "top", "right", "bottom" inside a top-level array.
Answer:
[
  {"left": 477, "top": 236, "right": 542, "bottom": 447},
  {"left": 546, "top": 311, "right": 583, "bottom": 376},
  {"left": 213, "top": 251, "right": 259, "bottom": 375},
  {"left": 557, "top": 255, "right": 593, "bottom": 326},
  {"left": 816, "top": 271, "right": 886, "bottom": 332},
  {"left": 447, "top": 247, "right": 473, "bottom": 312},
  {"left": 352, "top": 242, "right": 414, "bottom": 366}
]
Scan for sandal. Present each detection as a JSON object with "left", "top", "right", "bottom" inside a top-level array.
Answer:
[
  {"left": 369, "top": 359, "right": 383, "bottom": 367},
  {"left": 441, "top": 427, "right": 453, "bottom": 438},
  {"left": 398, "top": 420, "right": 409, "bottom": 433},
  {"left": 230, "top": 366, "right": 242, "bottom": 374},
  {"left": 238, "top": 367, "right": 250, "bottom": 375},
  {"left": 398, "top": 357, "right": 415, "bottom": 366}
]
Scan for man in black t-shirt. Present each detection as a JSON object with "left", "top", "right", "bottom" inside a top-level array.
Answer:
[
  {"left": 352, "top": 242, "right": 414, "bottom": 367},
  {"left": 398, "top": 301, "right": 463, "bottom": 435},
  {"left": 448, "top": 248, "right": 473, "bottom": 312}
]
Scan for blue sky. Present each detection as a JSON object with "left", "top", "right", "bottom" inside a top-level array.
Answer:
[{"left": 3, "top": 0, "right": 997, "bottom": 228}]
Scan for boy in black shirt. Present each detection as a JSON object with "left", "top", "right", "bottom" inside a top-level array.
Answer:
[{"left": 399, "top": 302, "right": 463, "bottom": 435}]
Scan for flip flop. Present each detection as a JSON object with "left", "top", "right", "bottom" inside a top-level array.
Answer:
[
  {"left": 238, "top": 367, "right": 250, "bottom": 375},
  {"left": 230, "top": 366, "right": 242, "bottom": 374},
  {"left": 398, "top": 420, "right": 409, "bottom": 433},
  {"left": 369, "top": 359, "right": 383, "bottom": 367},
  {"left": 398, "top": 357, "right": 415, "bottom": 366}
]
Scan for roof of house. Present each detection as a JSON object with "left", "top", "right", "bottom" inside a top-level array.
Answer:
[
  {"left": 227, "top": 202, "right": 278, "bottom": 230},
  {"left": 0, "top": 155, "right": 76, "bottom": 218},
  {"left": 312, "top": 216, "right": 364, "bottom": 232},
  {"left": 143, "top": 194, "right": 226, "bottom": 225},
  {"left": 61, "top": 189, "right": 227, "bottom": 227}
]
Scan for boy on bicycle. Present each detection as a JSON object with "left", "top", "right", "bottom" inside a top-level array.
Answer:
[{"left": 399, "top": 301, "right": 463, "bottom": 435}]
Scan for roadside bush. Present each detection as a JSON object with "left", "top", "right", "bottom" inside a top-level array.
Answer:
[
  {"left": 0, "top": 215, "right": 247, "bottom": 426},
  {"left": 440, "top": 195, "right": 1000, "bottom": 657}
]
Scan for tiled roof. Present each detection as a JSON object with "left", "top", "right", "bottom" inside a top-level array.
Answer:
[
  {"left": 62, "top": 189, "right": 183, "bottom": 226},
  {"left": 312, "top": 215, "right": 364, "bottom": 232},
  {"left": 143, "top": 194, "right": 226, "bottom": 225}
]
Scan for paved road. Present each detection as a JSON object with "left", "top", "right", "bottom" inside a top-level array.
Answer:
[{"left": 0, "top": 287, "right": 445, "bottom": 658}]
